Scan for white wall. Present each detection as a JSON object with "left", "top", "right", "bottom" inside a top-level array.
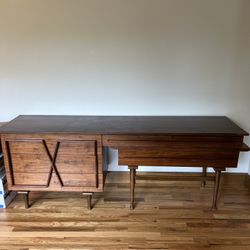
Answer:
[{"left": 0, "top": 0, "right": 249, "bottom": 173}]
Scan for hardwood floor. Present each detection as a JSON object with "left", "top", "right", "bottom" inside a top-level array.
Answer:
[{"left": 0, "top": 172, "right": 250, "bottom": 250}]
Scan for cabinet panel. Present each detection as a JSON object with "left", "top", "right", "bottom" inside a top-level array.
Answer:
[{"left": 1, "top": 134, "right": 103, "bottom": 191}]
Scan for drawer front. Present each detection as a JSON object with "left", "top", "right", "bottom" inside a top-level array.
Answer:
[
  {"left": 56, "top": 140, "right": 97, "bottom": 156},
  {"left": 1, "top": 134, "right": 103, "bottom": 191},
  {"left": 56, "top": 155, "right": 97, "bottom": 174},
  {"left": 14, "top": 173, "right": 49, "bottom": 186},
  {"left": 9, "top": 140, "right": 46, "bottom": 154},
  {"left": 60, "top": 174, "right": 97, "bottom": 187},
  {"left": 103, "top": 135, "right": 243, "bottom": 148},
  {"left": 13, "top": 173, "right": 98, "bottom": 187},
  {"left": 103, "top": 135, "right": 242, "bottom": 168},
  {"left": 11, "top": 153, "right": 51, "bottom": 173},
  {"left": 119, "top": 157, "right": 239, "bottom": 168}
]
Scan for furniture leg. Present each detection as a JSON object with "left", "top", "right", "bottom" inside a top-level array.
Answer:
[
  {"left": 18, "top": 191, "right": 30, "bottom": 209},
  {"left": 82, "top": 193, "right": 93, "bottom": 210},
  {"left": 128, "top": 166, "right": 138, "bottom": 210},
  {"left": 211, "top": 168, "right": 224, "bottom": 210},
  {"left": 201, "top": 167, "right": 207, "bottom": 187},
  {"left": 134, "top": 168, "right": 136, "bottom": 185}
]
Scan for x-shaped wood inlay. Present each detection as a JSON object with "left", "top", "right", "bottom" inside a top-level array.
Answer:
[{"left": 42, "top": 140, "right": 64, "bottom": 187}]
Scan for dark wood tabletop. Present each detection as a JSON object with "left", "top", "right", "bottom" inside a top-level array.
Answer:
[{"left": 0, "top": 115, "right": 248, "bottom": 136}]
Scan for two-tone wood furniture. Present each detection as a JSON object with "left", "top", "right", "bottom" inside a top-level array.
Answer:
[{"left": 0, "top": 115, "right": 249, "bottom": 210}]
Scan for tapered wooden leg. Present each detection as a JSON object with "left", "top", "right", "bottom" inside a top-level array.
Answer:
[
  {"left": 134, "top": 169, "right": 136, "bottom": 186},
  {"left": 18, "top": 191, "right": 30, "bottom": 209},
  {"left": 82, "top": 193, "right": 93, "bottom": 210},
  {"left": 201, "top": 167, "right": 207, "bottom": 187},
  {"left": 211, "top": 168, "right": 224, "bottom": 210},
  {"left": 128, "top": 166, "right": 138, "bottom": 210}
]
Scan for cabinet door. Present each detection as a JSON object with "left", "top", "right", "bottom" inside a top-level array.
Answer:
[
  {"left": 5, "top": 139, "right": 51, "bottom": 186},
  {"left": 55, "top": 140, "right": 98, "bottom": 188},
  {"left": 1, "top": 134, "right": 103, "bottom": 191}
]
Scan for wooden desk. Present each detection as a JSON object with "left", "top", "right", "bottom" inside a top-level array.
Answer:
[{"left": 0, "top": 115, "right": 249, "bottom": 210}]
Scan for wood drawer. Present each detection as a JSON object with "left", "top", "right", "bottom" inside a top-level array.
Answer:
[
  {"left": 56, "top": 154, "right": 97, "bottom": 174},
  {"left": 8, "top": 139, "right": 97, "bottom": 156},
  {"left": 13, "top": 173, "right": 49, "bottom": 186},
  {"left": 56, "top": 140, "right": 97, "bottom": 156},
  {"left": 105, "top": 135, "right": 242, "bottom": 168},
  {"left": 8, "top": 140, "right": 45, "bottom": 154},
  {"left": 8, "top": 153, "right": 97, "bottom": 174},
  {"left": 118, "top": 157, "right": 239, "bottom": 168},
  {"left": 119, "top": 147, "right": 239, "bottom": 159},
  {"left": 13, "top": 173, "right": 97, "bottom": 187},
  {"left": 103, "top": 135, "right": 243, "bottom": 149},
  {"left": 59, "top": 174, "right": 97, "bottom": 187},
  {"left": 11, "top": 153, "right": 51, "bottom": 173}
]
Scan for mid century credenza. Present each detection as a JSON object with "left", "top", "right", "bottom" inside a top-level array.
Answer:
[{"left": 0, "top": 115, "right": 249, "bottom": 210}]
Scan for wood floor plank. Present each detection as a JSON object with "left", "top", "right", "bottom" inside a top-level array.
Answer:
[{"left": 0, "top": 172, "right": 250, "bottom": 249}]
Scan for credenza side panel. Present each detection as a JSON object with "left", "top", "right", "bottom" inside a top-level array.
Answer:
[{"left": 1, "top": 134, "right": 103, "bottom": 192}]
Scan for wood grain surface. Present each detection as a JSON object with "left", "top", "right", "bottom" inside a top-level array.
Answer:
[
  {"left": 1, "top": 134, "right": 103, "bottom": 193},
  {"left": 0, "top": 115, "right": 248, "bottom": 135},
  {"left": 0, "top": 172, "right": 250, "bottom": 250}
]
